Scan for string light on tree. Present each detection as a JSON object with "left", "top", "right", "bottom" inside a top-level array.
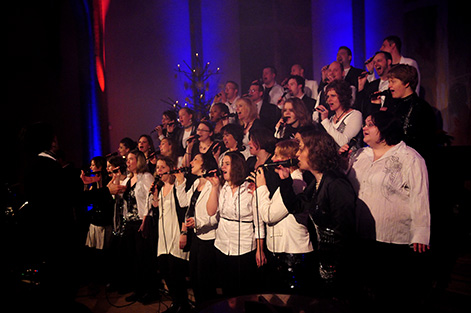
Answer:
[{"left": 161, "top": 53, "right": 222, "bottom": 120}]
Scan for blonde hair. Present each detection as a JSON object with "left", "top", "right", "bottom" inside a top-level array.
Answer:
[
  {"left": 236, "top": 97, "right": 258, "bottom": 123},
  {"left": 275, "top": 139, "right": 299, "bottom": 166},
  {"left": 128, "top": 149, "right": 149, "bottom": 178}
]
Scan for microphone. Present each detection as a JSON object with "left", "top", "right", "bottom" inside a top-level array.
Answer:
[
  {"left": 277, "top": 116, "right": 289, "bottom": 138},
  {"left": 83, "top": 170, "right": 106, "bottom": 177},
  {"left": 150, "top": 177, "right": 164, "bottom": 193},
  {"left": 187, "top": 134, "right": 200, "bottom": 143},
  {"left": 358, "top": 71, "right": 369, "bottom": 79},
  {"left": 151, "top": 122, "right": 176, "bottom": 133},
  {"left": 158, "top": 167, "right": 191, "bottom": 177},
  {"left": 221, "top": 113, "right": 237, "bottom": 119},
  {"left": 146, "top": 149, "right": 160, "bottom": 160},
  {"left": 199, "top": 169, "right": 222, "bottom": 178},
  {"left": 261, "top": 158, "right": 299, "bottom": 169},
  {"left": 340, "top": 138, "right": 358, "bottom": 157},
  {"left": 105, "top": 151, "right": 118, "bottom": 158},
  {"left": 364, "top": 55, "right": 374, "bottom": 65},
  {"left": 370, "top": 89, "right": 391, "bottom": 99}
]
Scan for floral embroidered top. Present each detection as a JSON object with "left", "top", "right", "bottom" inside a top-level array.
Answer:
[{"left": 347, "top": 141, "right": 430, "bottom": 245}]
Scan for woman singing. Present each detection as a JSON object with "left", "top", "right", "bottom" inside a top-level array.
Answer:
[
  {"left": 235, "top": 97, "right": 267, "bottom": 154},
  {"left": 174, "top": 153, "right": 219, "bottom": 307},
  {"left": 183, "top": 121, "right": 218, "bottom": 167},
  {"left": 138, "top": 134, "right": 156, "bottom": 174},
  {"left": 254, "top": 139, "right": 313, "bottom": 294},
  {"left": 150, "top": 156, "right": 190, "bottom": 312},
  {"left": 277, "top": 130, "right": 356, "bottom": 299},
  {"left": 206, "top": 151, "right": 266, "bottom": 297},
  {"left": 316, "top": 79, "right": 363, "bottom": 148},
  {"left": 275, "top": 97, "right": 312, "bottom": 140},
  {"left": 121, "top": 149, "right": 155, "bottom": 302}
]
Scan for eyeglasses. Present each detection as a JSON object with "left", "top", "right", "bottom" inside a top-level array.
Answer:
[{"left": 197, "top": 128, "right": 211, "bottom": 132}]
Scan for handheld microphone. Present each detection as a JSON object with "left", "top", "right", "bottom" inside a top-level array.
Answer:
[
  {"left": 199, "top": 169, "right": 222, "bottom": 178},
  {"left": 150, "top": 177, "right": 164, "bottom": 193},
  {"left": 83, "top": 170, "right": 106, "bottom": 177},
  {"left": 105, "top": 151, "right": 118, "bottom": 158},
  {"left": 364, "top": 56, "right": 374, "bottom": 65},
  {"left": 187, "top": 134, "right": 200, "bottom": 143},
  {"left": 221, "top": 113, "right": 237, "bottom": 119},
  {"left": 370, "top": 89, "right": 390, "bottom": 99},
  {"left": 146, "top": 149, "right": 160, "bottom": 160},
  {"left": 160, "top": 167, "right": 191, "bottom": 176},
  {"left": 340, "top": 138, "right": 358, "bottom": 157},
  {"left": 279, "top": 89, "right": 289, "bottom": 101},
  {"left": 358, "top": 71, "right": 369, "bottom": 79},
  {"left": 261, "top": 158, "right": 299, "bottom": 169}
]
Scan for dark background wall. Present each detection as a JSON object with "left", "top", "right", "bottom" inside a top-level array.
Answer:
[{"left": 6, "top": 0, "right": 471, "bottom": 189}]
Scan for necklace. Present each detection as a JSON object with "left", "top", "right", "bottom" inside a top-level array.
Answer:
[
  {"left": 200, "top": 141, "right": 212, "bottom": 152},
  {"left": 334, "top": 110, "right": 347, "bottom": 123}
]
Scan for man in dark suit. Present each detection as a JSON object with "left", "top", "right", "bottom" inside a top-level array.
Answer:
[
  {"left": 355, "top": 51, "right": 394, "bottom": 119},
  {"left": 20, "top": 122, "right": 81, "bottom": 310},
  {"left": 248, "top": 81, "right": 281, "bottom": 131},
  {"left": 337, "top": 46, "right": 364, "bottom": 90},
  {"left": 286, "top": 75, "right": 316, "bottom": 113}
]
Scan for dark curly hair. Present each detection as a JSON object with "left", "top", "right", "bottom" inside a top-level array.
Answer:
[
  {"left": 325, "top": 79, "right": 353, "bottom": 110},
  {"left": 300, "top": 130, "right": 341, "bottom": 173}
]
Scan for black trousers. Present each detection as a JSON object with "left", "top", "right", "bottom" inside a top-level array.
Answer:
[
  {"left": 216, "top": 249, "right": 257, "bottom": 298},
  {"left": 356, "top": 240, "right": 432, "bottom": 312},
  {"left": 120, "top": 220, "right": 158, "bottom": 294},
  {"left": 189, "top": 234, "right": 217, "bottom": 306},
  {"left": 158, "top": 254, "right": 189, "bottom": 305}
]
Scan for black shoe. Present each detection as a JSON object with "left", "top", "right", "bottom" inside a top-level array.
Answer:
[{"left": 125, "top": 292, "right": 142, "bottom": 302}]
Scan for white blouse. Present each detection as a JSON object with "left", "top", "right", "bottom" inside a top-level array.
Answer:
[
  {"left": 123, "top": 172, "right": 154, "bottom": 220},
  {"left": 214, "top": 181, "right": 265, "bottom": 256},
  {"left": 321, "top": 109, "right": 363, "bottom": 147},
  {"left": 175, "top": 178, "right": 218, "bottom": 240},
  {"left": 256, "top": 169, "right": 312, "bottom": 254},
  {"left": 157, "top": 187, "right": 189, "bottom": 260},
  {"left": 347, "top": 141, "right": 430, "bottom": 245}
]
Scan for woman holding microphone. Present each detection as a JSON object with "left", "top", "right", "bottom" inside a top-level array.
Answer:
[
  {"left": 275, "top": 130, "right": 356, "bottom": 299},
  {"left": 253, "top": 139, "right": 314, "bottom": 294},
  {"left": 149, "top": 156, "right": 190, "bottom": 312},
  {"left": 206, "top": 151, "right": 266, "bottom": 297},
  {"left": 174, "top": 153, "right": 219, "bottom": 307}
]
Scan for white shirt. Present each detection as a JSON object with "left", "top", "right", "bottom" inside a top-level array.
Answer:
[
  {"left": 255, "top": 169, "right": 312, "bottom": 254},
  {"left": 347, "top": 141, "right": 430, "bottom": 245},
  {"left": 304, "top": 79, "right": 319, "bottom": 100},
  {"left": 378, "top": 78, "right": 389, "bottom": 107},
  {"left": 312, "top": 85, "right": 357, "bottom": 123},
  {"left": 182, "top": 128, "right": 192, "bottom": 150},
  {"left": 214, "top": 181, "right": 265, "bottom": 256},
  {"left": 175, "top": 178, "right": 218, "bottom": 240},
  {"left": 321, "top": 109, "right": 363, "bottom": 147},
  {"left": 264, "top": 83, "right": 284, "bottom": 106},
  {"left": 156, "top": 187, "right": 189, "bottom": 260},
  {"left": 123, "top": 172, "right": 154, "bottom": 219},
  {"left": 400, "top": 56, "right": 421, "bottom": 94}
]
